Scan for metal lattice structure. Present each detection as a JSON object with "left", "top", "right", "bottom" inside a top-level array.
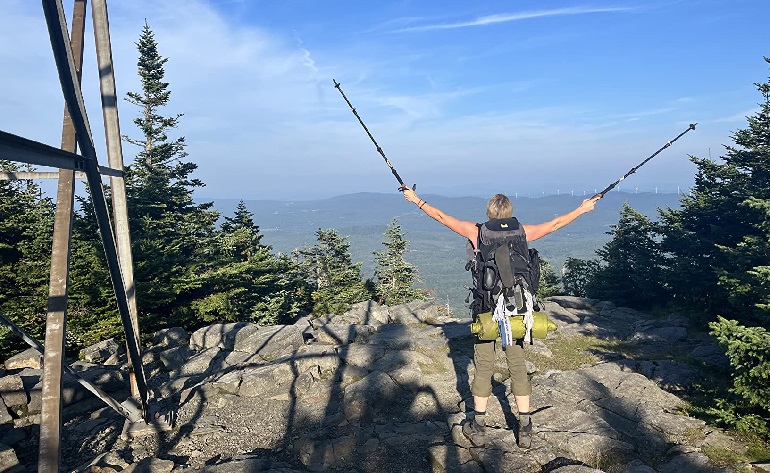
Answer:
[{"left": 0, "top": 1, "right": 156, "bottom": 470}]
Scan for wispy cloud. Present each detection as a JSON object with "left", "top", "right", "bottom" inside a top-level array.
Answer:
[{"left": 394, "top": 6, "right": 635, "bottom": 32}]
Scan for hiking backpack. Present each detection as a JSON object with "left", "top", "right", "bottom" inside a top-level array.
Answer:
[{"left": 466, "top": 217, "right": 541, "bottom": 315}]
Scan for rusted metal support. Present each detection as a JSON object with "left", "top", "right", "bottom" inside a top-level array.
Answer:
[
  {"left": 92, "top": 0, "right": 142, "bottom": 399},
  {"left": 0, "top": 130, "right": 86, "bottom": 170},
  {"left": 38, "top": 0, "right": 86, "bottom": 470},
  {"left": 0, "top": 312, "right": 143, "bottom": 422},
  {"left": 42, "top": 0, "right": 149, "bottom": 422},
  {"left": 0, "top": 168, "right": 122, "bottom": 180}
]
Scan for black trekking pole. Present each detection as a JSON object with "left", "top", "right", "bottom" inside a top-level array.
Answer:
[
  {"left": 593, "top": 123, "right": 697, "bottom": 198},
  {"left": 333, "top": 79, "right": 415, "bottom": 192}
]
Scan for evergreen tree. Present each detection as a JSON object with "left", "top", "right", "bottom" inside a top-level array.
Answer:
[
  {"left": 585, "top": 203, "right": 665, "bottom": 307},
  {"left": 191, "top": 201, "right": 303, "bottom": 325},
  {"left": 0, "top": 161, "right": 55, "bottom": 356},
  {"left": 660, "top": 57, "right": 770, "bottom": 326},
  {"left": 293, "top": 229, "right": 373, "bottom": 316},
  {"left": 536, "top": 257, "right": 562, "bottom": 299},
  {"left": 373, "top": 218, "right": 425, "bottom": 305},
  {"left": 69, "top": 22, "right": 219, "bottom": 342},
  {"left": 561, "top": 257, "right": 601, "bottom": 297},
  {"left": 122, "top": 22, "right": 219, "bottom": 330}
]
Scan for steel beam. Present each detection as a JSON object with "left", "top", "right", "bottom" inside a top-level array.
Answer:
[
  {"left": 38, "top": 0, "right": 86, "bottom": 470},
  {"left": 0, "top": 168, "right": 122, "bottom": 180},
  {"left": 42, "top": 0, "right": 149, "bottom": 426},
  {"left": 92, "top": 0, "right": 142, "bottom": 398},
  {"left": 0, "top": 129, "right": 85, "bottom": 171}
]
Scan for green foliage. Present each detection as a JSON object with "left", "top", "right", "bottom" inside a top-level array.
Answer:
[
  {"left": 190, "top": 201, "right": 304, "bottom": 325},
  {"left": 373, "top": 218, "right": 425, "bottom": 306},
  {"left": 708, "top": 317, "right": 770, "bottom": 439},
  {"left": 536, "top": 257, "right": 562, "bottom": 299},
  {"left": 0, "top": 161, "right": 54, "bottom": 357},
  {"left": 293, "top": 228, "right": 373, "bottom": 316},
  {"left": 585, "top": 203, "right": 666, "bottom": 307},
  {"left": 660, "top": 57, "right": 770, "bottom": 327},
  {"left": 68, "top": 22, "right": 220, "bottom": 342},
  {"left": 561, "top": 257, "right": 601, "bottom": 297}
]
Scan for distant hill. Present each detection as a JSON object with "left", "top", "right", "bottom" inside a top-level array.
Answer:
[{"left": 205, "top": 191, "right": 682, "bottom": 317}]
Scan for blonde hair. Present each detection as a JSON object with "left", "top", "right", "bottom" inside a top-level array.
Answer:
[{"left": 486, "top": 194, "right": 513, "bottom": 219}]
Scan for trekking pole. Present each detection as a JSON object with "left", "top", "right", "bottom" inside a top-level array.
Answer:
[
  {"left": 333, "top": 79, "right": 415, "bottom": 191},
  {"left": 594, "top": 123, "right": 697, "bottom": 198}
]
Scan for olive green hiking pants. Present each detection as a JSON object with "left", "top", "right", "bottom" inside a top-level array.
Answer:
[{"left": 471, "top": 338, "right": 531, "bottom": 397}]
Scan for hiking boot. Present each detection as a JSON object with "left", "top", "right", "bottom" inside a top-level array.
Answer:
[
  {"left": 461, "top": 418, "right": 486, "bottom": 447},
  {"left": 517, "top": 419, "right": 532, "bottom": 449}
]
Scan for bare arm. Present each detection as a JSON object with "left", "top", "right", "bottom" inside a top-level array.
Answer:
[
  {"left": 402, "top": 188, "right": 478, "bottom": 244},
  {"left": 523, "top": 196, "right": 600, "bottom": 241}
]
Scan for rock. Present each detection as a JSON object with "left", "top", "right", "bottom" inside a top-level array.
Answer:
[
  {"left": 0, "top": 375, "right": 26, "bottom": 409},
  {"left": 0, "top": 397, "right": 13, "bottom": 426},
  {"left": 158, "top": 345, "right": 192, "bottom": 372},
  {"left": 232, "top": 325, "right": 304, "bottom": 360},
  {"left": 123, "top": 457, "right": 175, "bottom": 473},
  {"left": 546, "top": 296, "right": 597, "bottom": 310},
  {"left": 312, "top": 323, "right": 374, "bottom": 345},
  {"left": 0, "top": 444, "right": 21, "bottom": 472},
  {"left": 290, "top": 344, "right": 341, "bottom": 376},
  {"left": 3, "top": 348, "right": 42, "bottom": 370},
  {"left": 689, "top": 344, "right": 730, "bottom": 368},
  {"left": 630, "top": 326, "right": 688, "bottom": 342},
  {"left": 237, "top": 363, "right": 293, "bottom": 398},
  {"left": 332, "top": 300, "right": 390, "bottom": 325},
  {"left": 189, "top": 322, "right": 257, "bottom": 350},
  {"left": 80, "top": 338, "right": 125, "bottom": 365},
  {"left": 343, "top": 371, "right": 405, "bottom": 420},
  {"left": 152, "top": 327, "right": 189, "bottom": 348}
]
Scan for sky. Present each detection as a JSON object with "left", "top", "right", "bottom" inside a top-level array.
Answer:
[{"left": 1, "top": 0, "right": 768, "bottom": 200}]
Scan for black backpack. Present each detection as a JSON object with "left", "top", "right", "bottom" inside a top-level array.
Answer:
[{"left": 466, "top": 217, "right": 541, "bottom": 314}]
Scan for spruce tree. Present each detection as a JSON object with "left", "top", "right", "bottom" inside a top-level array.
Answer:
[
  {"left": 293, "top": 228, "right": 373, "bottom": 316},
  {"left": 191, "top": 201, "right": 303, "bottom": 325},
  {"left": 585, "top": 203, "right": 665, "bottom": 307},
  {"left": 660, "top": 57, "right": 770, "bottom": 326},
  {"left": 122, "top": 22, "right": 220, "bottom": 330},
  {"left": 373, "top": 218, "right": 425, "bottom": 306},
  {"left": 0, "top": 161, "right": 55, "bottom": 356},
  {"left": 536, "top": 257, "right": 562, "bottom": 299},
  {"left": 561, "top": 257, "right": 601, "bottom": 298}
]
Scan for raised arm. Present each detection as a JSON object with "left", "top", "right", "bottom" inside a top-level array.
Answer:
[
  {"left": 522, "top": 195, "right": 600, "bottom": 241},
  {"left": 402, "top": 188, "right": 479, "bottom": 244}
]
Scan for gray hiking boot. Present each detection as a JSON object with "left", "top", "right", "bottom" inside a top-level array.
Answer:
[
  {"left": 461, "top": 418, "right": 486, "bottom": 447},
  {"left": 517, "top": 419, "right": 532, "bottom": 449}
]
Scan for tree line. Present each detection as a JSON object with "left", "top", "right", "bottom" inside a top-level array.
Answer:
[
  {"left": 1, "top": 24, "right": 768, "bottom": 443},
  {"left": 560, "top": 57, "right": 770, "bottom": 442}
]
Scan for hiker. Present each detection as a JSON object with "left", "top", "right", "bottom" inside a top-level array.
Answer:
[{"left": 402, "top": 188, "right": 599, "bottom": 448}]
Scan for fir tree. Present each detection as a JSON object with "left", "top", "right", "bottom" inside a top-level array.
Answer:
[
  {"left": 373, "top": 218, "right": 425, "bottom": 306},
  {"left": 0, "top": 161, "right": 55, "bottom": 356},
  {"left": 660, "top": 57, "right": 770, "bottom": 326},
  {"left": 536, "top": 257, "right": 562, "bottom": 299},
  {"left": 293, "top": 228, "right": 373, "bottom": 316},
  {"left": 192, "top": 201, "right": 303, "bottom": 325},
  {"left": 586, "top": 203, "right": 665, "bottom": 307},
  {"left": 561, "top": 257, "right": 601, "bottom": 298}
]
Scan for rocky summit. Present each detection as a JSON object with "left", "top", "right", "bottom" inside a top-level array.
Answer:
[{"left": 0, "top": 297, "right": 761, "bottom": 472}]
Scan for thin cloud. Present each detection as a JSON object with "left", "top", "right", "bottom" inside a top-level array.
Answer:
[{"left": 395, "top": 6, "right": 635, "bottom": 32}]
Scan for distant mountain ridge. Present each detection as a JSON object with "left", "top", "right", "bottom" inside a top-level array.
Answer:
[{"left": 204, "top": 191, "right": 682, "bottom": 316}]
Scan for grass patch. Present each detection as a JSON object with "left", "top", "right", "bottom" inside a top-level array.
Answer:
[{"left": 528, "top": 333, "right": 605, "bottom": 371}]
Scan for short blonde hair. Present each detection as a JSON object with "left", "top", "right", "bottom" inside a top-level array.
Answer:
[{"left": 486, "top": 194, "right": 513, "bottom": 219}]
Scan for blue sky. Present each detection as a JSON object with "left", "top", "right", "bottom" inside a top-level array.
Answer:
[{"left": 1, "top": 0, "right": 768, "bottom": 200}]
